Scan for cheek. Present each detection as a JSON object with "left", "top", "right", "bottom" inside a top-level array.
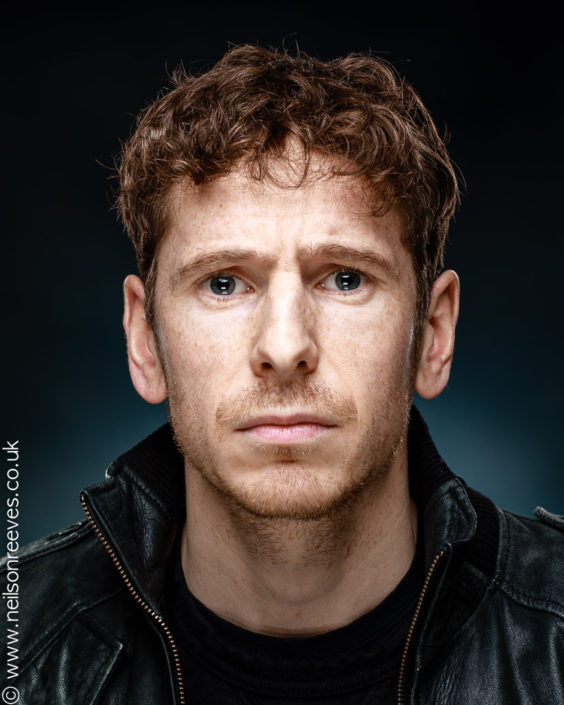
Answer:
[
  {"left": 161, "top": 309, "right": 251, "bottom": 389},
  {"left": 324, "top": 304, "right": 416, "bottom": 411},
  {"left": 164, "top": 320, "right": 213, "bottom": 379},
  {"left": 330, "top": 302, "right": 414, "bottom": 369}
]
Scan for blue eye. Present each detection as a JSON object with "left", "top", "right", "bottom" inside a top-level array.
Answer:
[
  {"left": 205, "top": 273, "right": 250, "bottom": 297},
  {"left": 321, "top": 270, "right": 363, "bottom": 291},
  {"left": 209, "top": 274, "right": 236, "bottom": 295}
]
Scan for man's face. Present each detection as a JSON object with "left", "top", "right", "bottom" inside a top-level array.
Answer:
[{"left": 151, "top": 162, "right": 420, "bottom": 520}]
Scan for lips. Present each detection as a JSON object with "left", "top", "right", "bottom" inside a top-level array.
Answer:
[
  {"left": 236, "top": 413, "right": 338, "bottom": 431},
  {"left": 236, "top": 414, "right": 337, "bottom": 442}
]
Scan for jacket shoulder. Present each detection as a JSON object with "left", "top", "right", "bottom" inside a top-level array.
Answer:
[
  {"left": 1, "top": 518, "right": 119, "bottom": 588},
  {"left": 2, "top": 518, "right": 93, "bottom": 568},
  {"left": 1, "top": 520, "right": 126, "bottom": 670},
  {"left": 498, "top": 506, "right": 564, "bottom": 619}
]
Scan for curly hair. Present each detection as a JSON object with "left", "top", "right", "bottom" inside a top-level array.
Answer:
[{"left": 117, "top": 44, "right": 460, "bottom": 329}]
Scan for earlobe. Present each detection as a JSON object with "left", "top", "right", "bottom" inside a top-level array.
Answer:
[
  {"left": 123, "top": 274, "right": 168, "bottom": 404},
  {"left": 415, "top": 270, "right": 460, "bottom": 400}
]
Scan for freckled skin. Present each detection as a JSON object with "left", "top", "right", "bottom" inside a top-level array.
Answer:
[
  {"left": 123, "top": 152, "right": 459, "bottom": 634},
  {"left": 153, "top": 170, "right": 419, "bottom": 521}
]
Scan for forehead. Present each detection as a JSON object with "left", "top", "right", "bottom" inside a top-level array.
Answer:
[{"left": 160, "top": 158, "right": 412, "bottom": 281}]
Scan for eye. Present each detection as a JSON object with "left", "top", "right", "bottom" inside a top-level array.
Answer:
[
  {"left": 204, "top": 273, "right": 251, "bottom": 297},
  {"left": 319, "top": 269, "right": 365, "bottom": 292}
]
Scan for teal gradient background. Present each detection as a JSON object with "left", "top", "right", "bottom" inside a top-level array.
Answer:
[{"left": 2, "top": 7, "right": 563, "bottom": 544}]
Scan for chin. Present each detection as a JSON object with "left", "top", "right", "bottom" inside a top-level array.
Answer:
[{"left": 207, "top": 463, "right": 375, "bottom": 521}]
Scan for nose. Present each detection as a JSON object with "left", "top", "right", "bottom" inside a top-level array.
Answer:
[{"left": 249, "top": 274, "right": 319, "bottom": 380}]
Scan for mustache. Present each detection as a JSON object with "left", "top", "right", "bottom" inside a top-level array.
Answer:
[{"left": 215, "top": 379, "right": 358, "bottom": 428}]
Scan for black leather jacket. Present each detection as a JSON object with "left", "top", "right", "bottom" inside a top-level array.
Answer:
[{"left": 2, "top": 409, "right": 563, "bottom": 704}]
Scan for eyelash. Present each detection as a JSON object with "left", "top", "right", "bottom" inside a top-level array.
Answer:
[{"left": 199, "top": 268, "right": 369, "bottom": 300}]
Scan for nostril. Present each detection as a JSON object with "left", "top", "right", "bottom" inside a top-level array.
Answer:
[
  {"left": 297, "top": 360, "right": 306, "bottom": 367},
  {"left": 262, "top": 362, "right": 273, "bottom": 369}
]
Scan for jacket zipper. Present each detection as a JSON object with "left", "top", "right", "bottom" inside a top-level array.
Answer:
[
  {"left": 81, "top": 487, "right": 446, "bottom": 705},
  {"left": 80, "top": 494, "right": 186, "bottom": 705},
  {"left": 396, "top": 549, "right": 446, "bottom": 705}
]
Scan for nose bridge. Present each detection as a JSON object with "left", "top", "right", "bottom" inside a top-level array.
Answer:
[
  {"left": 267, "top": 270, "right": 308, "bottom": 330},
  {"left": 251, "top": 269, "right": 318, "bottom": 378}
]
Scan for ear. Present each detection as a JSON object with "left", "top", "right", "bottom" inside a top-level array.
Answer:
[
  {"left": 123, "top": 274, "right": 168, "bottom": 404},
  {"left": 415, "top": 270, "right": 460, "bottom": 399}
]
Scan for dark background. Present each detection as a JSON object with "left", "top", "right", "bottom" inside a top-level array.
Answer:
[{"left": 2, "top": 6, "right": 563, "bottom": 544}]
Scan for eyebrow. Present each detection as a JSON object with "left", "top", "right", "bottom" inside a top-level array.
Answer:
[
  {"left": 299, "top": 243, "right": 400, "bottom": 279},
  {"left": 170, "top": 243, "right": 399, "bottom": 288},
  {"left": 171, "top": 249, "right": 273, "bottom": 288}
]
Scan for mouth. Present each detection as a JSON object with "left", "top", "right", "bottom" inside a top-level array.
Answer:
[{"left": 236, "top": 414, "right": 338, "bottom": 443}]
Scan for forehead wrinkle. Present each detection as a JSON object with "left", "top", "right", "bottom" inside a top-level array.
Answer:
[{"left": 164, "top": 178, "right": 405, "bottom": 289}]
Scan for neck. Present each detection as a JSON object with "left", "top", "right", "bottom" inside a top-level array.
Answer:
[{"left": 181, "top": 443, "right": 417, "bottom": 637}]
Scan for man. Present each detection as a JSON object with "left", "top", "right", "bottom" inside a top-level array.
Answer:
[{"left": 2, "top": 45, "right": 563, "bottom": 704}]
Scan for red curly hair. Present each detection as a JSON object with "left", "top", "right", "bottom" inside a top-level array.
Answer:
[{"left": 117, "top": 44, "right": 459, "bottom": 329}]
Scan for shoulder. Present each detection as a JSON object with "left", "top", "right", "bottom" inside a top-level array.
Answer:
[
  {"left": 3, "top": 518, "right": 97, "bottom": 567},
  {"left": 1, "top": 518, "right": 120, "bottom": 594},
  {"left": 496, "top": 506, "right": 564, "bottom": 619},
  {"left": 1, "top": 520, "right": 128, "bottom": 671}
]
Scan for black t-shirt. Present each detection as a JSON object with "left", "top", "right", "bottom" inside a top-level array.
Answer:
[{"left": 164, "top": 533, "right": 424, "bottom": 705}]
